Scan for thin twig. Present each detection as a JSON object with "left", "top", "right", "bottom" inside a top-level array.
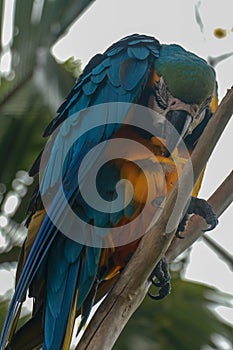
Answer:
[
  {"left": 202, "top": 235, "right": 233, "bottom": 271},
  {"left": 75, "top": 88, "right": 233, "bottom": 350}
]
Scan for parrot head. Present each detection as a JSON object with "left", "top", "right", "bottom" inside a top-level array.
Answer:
[{"left": 151, "top": 44, "right": 216, "bottom": 154}]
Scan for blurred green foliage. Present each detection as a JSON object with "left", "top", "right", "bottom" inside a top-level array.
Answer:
[
  {"left": 0, "top": 0, "right": 87, "bottom": 260},
  {"left": 114, "top": 270, "right": 233, "bottom": 350}
]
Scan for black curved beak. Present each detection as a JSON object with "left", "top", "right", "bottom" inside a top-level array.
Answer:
[{"left": 165, "top": 110, "right": 192, "bottom": 156}]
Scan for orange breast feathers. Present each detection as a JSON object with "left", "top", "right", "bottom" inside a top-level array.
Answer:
[{"left": 99, "top": 126, "right": 187, "bottom": 281}]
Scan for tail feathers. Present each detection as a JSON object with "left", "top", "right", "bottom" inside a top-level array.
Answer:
[
  {"left": 6, "top": 303, "right": 22, "bottom": 348},
  {"left": 77, "top": 278, "right": 99, "bottom": 334},
  {"left": 5, "top": 313, "right": 43, "bottom": 350},
  {"left": 43, "top": 260, "right": 80, "bottom": 350},
  {"left": 76, "top": 273, "right": 120, "bottom": 335},
  {"left": 5, "top": 278, "right": 120, "bottom": 350},
  {"left": 77, "top": 247, "right": 101, "bottom": 309},
  {"left": 62, "top": 288, "right": 78, "bottom": 350}
]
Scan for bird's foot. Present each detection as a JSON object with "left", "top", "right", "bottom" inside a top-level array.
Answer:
[
  {"left": 176, "top": 197, "right": 218, "bottom": 238},
  {"left": 148, "top": 256, "right": 171, "bottom": 300}
]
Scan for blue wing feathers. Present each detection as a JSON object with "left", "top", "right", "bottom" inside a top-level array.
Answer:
[
  {"left": 44, "top": 259, "right": 81, "bottom": 350},
  {"left": 82, "top": 80, "right": 99, "bottom": 96},
  {"left": 91, "top": 62, "right": 107, "bottom": 75},
  {"left": 127, "top": 46, "right": 150, "bottom": 60},
  {"left": 105, "top": 46, "right": 124, "bottom": 57},
  {"left": 43, "top": 34, "right": 160, "bottom": 138},
  {"left": 44, "top": 237, "right": 84, "bottom": 349},
  {"left": 120, "top": 59, "right": 149, "bottom": 91},
  {"left": 77, "top": 248, "right": 101, "bottom": 309},
  {"left": 90, "top": 71, "right": 106, "bottom": 84}
]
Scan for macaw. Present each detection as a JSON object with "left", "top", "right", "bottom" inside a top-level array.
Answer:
[{"left": 0, "top": 34, "right": 218, "bottom": 350}]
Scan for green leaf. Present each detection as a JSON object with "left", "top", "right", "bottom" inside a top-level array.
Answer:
[{"left": 114, "top": 276, "right": 233, "bottom": 350}]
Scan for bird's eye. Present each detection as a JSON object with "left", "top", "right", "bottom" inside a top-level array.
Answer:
[{"left": 154, "top": 78, "right": 168, "bottom": 110}]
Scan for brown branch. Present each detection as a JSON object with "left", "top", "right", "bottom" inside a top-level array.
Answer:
[
  {"left": 75, "top": 88, "right": 233, "bottom": 350},
  {"left": 166, "top": 170, "right": 233, "bottom": 266},
  {"left": 166, "top": 170, "right": 233, "bottom": 261}
]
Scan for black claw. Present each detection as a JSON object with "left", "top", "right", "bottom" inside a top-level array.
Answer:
[
  {"left": 148, "top": 286, "right": 170, "bottom": 300},
  {"left": 151, "top": 278, "right": 162, "bottom": 287},
  {"left": 176, "top": 197, "right": 218, "bottom": 237},
  {"left": 148, "top": 282, "right": 171, "bottom": 300},
  {"left": 176, "top": 212, "right": 189, "bottom": 238},
  {"left": 148, "top": 256, "right": 171, "bottom": 300},
  {"left": 188, "top": 197, "right": 218, "bottom": 231},
  {"left": 203, "top": 218, "right": 219, "bottom": 232},
  {"left": 175, "top": 230, "right": 185, "bottom": 239}
]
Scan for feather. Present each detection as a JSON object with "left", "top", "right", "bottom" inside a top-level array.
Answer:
[
  {"left": 127, "top": 46, "right": 150, "bottom": 60},
  {"left": 120, "top": 58, "right": 148, "bottom": 91}
]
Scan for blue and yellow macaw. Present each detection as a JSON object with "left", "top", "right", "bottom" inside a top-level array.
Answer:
[{"left": 0, "top": 34, "right": 218, "bottom": 350}]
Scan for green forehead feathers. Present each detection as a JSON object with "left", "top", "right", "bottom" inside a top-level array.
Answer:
[{"left": 154, "top": 44, "right": 216, "bottom": 104}]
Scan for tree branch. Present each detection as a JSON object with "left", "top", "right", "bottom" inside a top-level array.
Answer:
[
  {"left": 202, "top": 235, "right": 233, "bottom": 271},
  {"left": 76, "top": 88, "right": 233, "bottom": 350},
  {"left": 166, "top": 170, "right": 233, "bottom": 262}
]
